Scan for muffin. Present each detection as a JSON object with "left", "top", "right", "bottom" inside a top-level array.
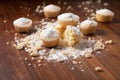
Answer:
[
  {"left": 62, "top": 25, "right": 83, "bottom": 46},
  {"left": 80, "top": 20, "right": 97, "bottom": 35},
  {"left": 54, "top": 24, "right": 65, "bottom": 34},
  {"left": 96, "top": 9, "right": 114, "bottom": 22},
  {"left": 40, "top": 28, "right": 60, "bottom": 47},
  {"left": 57, "top": 13, "right": 80, "bottom": 27},
  {"left": 13, "top": 17, "right": 32, "bottom": 32},
  {"left": 43, "top": 4, "right": 61, "bottom": 18}
]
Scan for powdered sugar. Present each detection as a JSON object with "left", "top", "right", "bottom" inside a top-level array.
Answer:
[
  {"left": 44, "top": 4, "right": 61, "bottom": 12},
  {"left": 96, "top": 9, "right": 114, "bottom": 16},
  {"left": 80, "top": 20, "right": 97, "bottom": 29},
  {"left": 13, "top": 17, "right": 32, "bottom": 26},
  {"left": 58, "top": 13, "right": 79, "bottom": 21},
  {"left": 40, "top": 28, "right": 60, "bottom": 41}
]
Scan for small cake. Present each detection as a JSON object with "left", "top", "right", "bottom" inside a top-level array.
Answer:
[
  {"left": 96, "top": 9, "right": 114, "bottom": 22},
  {"left": 40, "top": 28, "right": 60, "bottom": 47},
  {"left": 57, "top": 13, "right": 80, "bottom": 27},
  {"left": 54, "top": 24, "right": 65, "bottom": 34},
  {"left": 62, "top": 25, "right": 83, "bottom": 46},
  {"left": 80, "top": 20, "right": 97, "bottom": 35},
  {"left": 13, "top": 17, "right": 32, "bottom": 32},
  {"left": 43, "top": 4, "right": 61, "bottom": 18}
]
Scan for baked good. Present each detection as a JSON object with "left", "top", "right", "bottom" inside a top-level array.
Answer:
[
  {"left": 13, "top": 17, "right": 32, "bottom": 32},
  {"left": 57, "top": 13, "right": 80, "bottom": 27},
  {"left": 80, "top": 19, "right": 97, "bottom": 35},
  {"left": 40, "top": 28, "right": 60, "bottom": 47},
  {"left": 54, "top": 24, "right": 65, "bottom": 34},
  {"left": 96, "top": 9, "right": 114, "bottom": 22},
  {"left": 62, "top": 25, "right": 83, "bottom": 46},
  {"left": 43, "top": 4, "right": 61, "bottom": 18}
]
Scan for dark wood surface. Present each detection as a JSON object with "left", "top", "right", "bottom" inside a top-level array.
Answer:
[{"left": 0, "top": 0, "right": 120, "bottom": 80}]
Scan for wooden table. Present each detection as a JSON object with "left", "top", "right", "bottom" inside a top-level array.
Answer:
[{"left": 0, "top": 0, "right": 120, "bottom": 80}]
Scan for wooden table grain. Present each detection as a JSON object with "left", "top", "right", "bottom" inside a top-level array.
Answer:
[{"left": 0, "top": 0, "right": 120, "bottom": 80}]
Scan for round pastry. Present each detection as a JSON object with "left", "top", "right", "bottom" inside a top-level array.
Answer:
[
  {"left": 96, "top": 9, "right": 114, "bottom": 22},
  {"left": 62, "top": 25, "right": 83, "bottom": 47},
  {"left": 57, "top": 13, "right": 80, "bottom": 27},
  {"left": 80, "top": 20, "right": 97, "bottom": 35},
  {"left": 13, "top": 17, "right": 32, "bottom": 32},
  {"left": 43, "top": 4, "right": 61, "bottom": 18},
  {"left": 40, "top": 28, "right": 60, "bottom": 47},
  {"left": 54, "top": 24, "right": 65, "bottom": 34}
]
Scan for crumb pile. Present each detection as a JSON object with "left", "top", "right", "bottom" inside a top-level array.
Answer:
[{"left": 14, "top": 21, "right": 105, "bottom": 61}]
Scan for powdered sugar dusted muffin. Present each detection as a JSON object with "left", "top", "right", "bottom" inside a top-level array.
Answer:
[
  {"left": 13, "top": 17, "right": 32, "bottom": 32},
  {"left": 96, "top": 9, "right": 114, "bottom": 22},
  {"left": 43, "top": 4, "right": 61, "bottom": 18},
  {"left": 80, "top": 20, "right": 97, "bottom": 35},
  {"left": 57, "top": 13, "right": 80, "bottom": 27},
  {"left": 40, "top": 28, "right": 60, "bottom": 47}
]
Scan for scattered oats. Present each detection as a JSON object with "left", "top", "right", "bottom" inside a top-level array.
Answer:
[
  {"left": 100, "top": 39, "right": 103, "bottom": 41},
  {"left": 37, "top": 5, "right": 41, "bottom": 9},
  {"left": 86, "top": 0, "right": 92, "bottom": 5},
  {"left": 66, "top": 6, "right": 73, "bottom": 11},
  {"left": 42, "top": 2, "right": 46, "bottom": 8},
  {"left": 3, "top": 20, "right": 7, "bottom": 23},
  {"left": 37, "top": 60, "right": 41, "bottom": 63},
  {"left": 91, "top": 5, "right": 94, "bottom": 8},
  {"left": 97, "top": 0, "right": 101, "bottom": 3},
  {"left": 30, "top": 53, "right": 38, "bottom": 57},
  {"left": 39, "top": 56, "right": 44, "bottom": 60},
  {"left": 15, "top": 33, "right": 18, "bottom": 36},
  {"left": 16, "top": 43, "right": 24, "bottom": 49},
  {"left": 106, "top": 49, "right": 109, "bottom": 51},
  {"left": 71, "top": 67, "right": 75, "bottom": 70},
  {"left": 39, "top": 10, "right": 43, "bottom": 13},
  {"left": 5, "top": 30, "right": 9, "bottom": 33},
  {"left": 28, "top": 63, "right": 31, "bottom": 66},
  {"left": 78, "top": 5, "right": 81, "bottom": 8},
  {"left": 91, "top": 16, "right": 95, "bottom": 20},
  {"left": 87, "top": 17, "right": 91, "bottom": 19},
  {"left": 78, "top": 61, "right": 82, "bottom": 64},
  {"left": 58, "top": 1, "right": 61, "bottom": 4},
  {"left": 82, "top": 2, "right": 85, "bottom": 5},
  {"left": 72, "top": 61, "right": 78, "bottom": 65},
  {"left": 85, "top": 53, "right": 92, "bottom": 58},
  {"left": 63, "top": 2, "right": 67, "bottom": 5},
  {"left": 27, "top": 14, "right": 29, "bottom": 17},
  {"left": 104, "top": 2, "right": 109, "bottom": 6},
  {"left": 95, "top": 66, "right": 102, "bottom": 72},
  {"left": 91, "top": 13, "right": 95, "bottom": 17},
  {"left": 105, "top": 40, "right": 113, "bottom": 44},
  {"left": 20, "top": 6, "right": 23, "bottom": 8},
  {"left": 33, "top": 64, "right": 37, "bottom": 67},
  {"left": 81, "top": 69, "right": 84, "bottom": 72},
  {"left": 24, "top": 7, "right": 27, "bottom": 10},
  {"left": 6, "top": 42, "right": 10, "bottom": 45},
  {"left": 84, "top": 48, "right": 93, "bottom": 58},
  {"left": 94, "top": 40, "right": 105, "bottom": 50},
  {"left": 97, "top": 51, "right": 101, "bottom": 54},
  {"left": 28, "top": 8, "right": 30, "bottom": 10},
  {"left": 87, "top": 10, "right": 90, "bottom": 13},
  {"left": 31, "top": 57, "right": 35, "bottom": 61},
  {"left": 38, "top": 64, "right": 41, "bottom": 67},
  {"left": 25, "top": 57, "right": 28, "bottom": 61},
  {"left": 49, "top": 48, "right": 56, "bottom": 54},
  {"left": 51, "top": 19, "right": 55, "bottom": 22},
  {"left": 90, "top": 9, "right": 93, "bottom": 12},
  {"left": 84, "top": 7, "right": 88, "bottom": 10}
]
